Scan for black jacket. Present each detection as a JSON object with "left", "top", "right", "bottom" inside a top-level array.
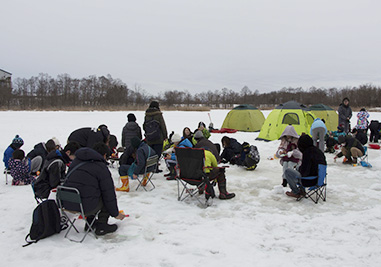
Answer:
[
  {"left": 63, "top": 148, "right": 119, "bottom": 217},
  {"left": 220, "top": 138, "right": 242, "bottom": 163},
  {"left": 195, "top": 137, "right": 220, "bottom": 162},
  {"left": 122, "top": 121, "right": 142, "bottom": 148},
  {"left": 27, "top": 142, "right": 48, "bottom": 161},
  {"left": 68, "top": 127, "right": 110, "bottom": 148}
]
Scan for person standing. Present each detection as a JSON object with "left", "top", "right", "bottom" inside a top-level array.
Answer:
[
  {"left": 338, "top": 97, "right": 352, "bottom": 133},
  {"left": 310, "top": 118, "right": 328, "bottom": 152},
  {"left": 121, "top": 113, "right": 142, "bottom": 149},
  {"left": 143, "top": 101, "right": 167, "bottom": 171}
]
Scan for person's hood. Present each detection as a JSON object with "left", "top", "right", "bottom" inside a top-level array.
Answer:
[
  {"left": 297, "top": 134, "right": 314, "bottom": 152},
  {"left": 74, "top": 147, "right": 105, "bottom": 162},
  {"left": 126, "top": 121, "right": 140, "bottom": 131},
  {"left": 145, "top": 107, "right": 162, "bottom": 115},
  {"left": 280, "top": 125, "right": 299, "bottom": 139},
  {"left": 46, "top": 149, "right": 64, "bottom": 161},
  {"left": 313, "top": 118, "right": 322, "bottom": 123}
]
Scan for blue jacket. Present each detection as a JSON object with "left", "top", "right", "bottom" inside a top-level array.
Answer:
[
  {"left": 134, "top": 142, "right": 157, "bottom": 175},
  {"left": 170, "top": 138, "right": 193, "bottom": 160},
  {"left": 310, "top": 118, "right": 327, "bottom": 135},
  {"left": 3, "top": 145, "right": 15, "bottom": 169}
]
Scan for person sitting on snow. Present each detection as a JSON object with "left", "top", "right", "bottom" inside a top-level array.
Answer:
[
  {"left": 284, "top": 134, "right": 327, "bottom": 198},
  {"left": 8, "top": 149, "right": 35, "bottom": 186},
  {"left": 334, "top": 135, "right": 364, "bottom": 165},
  {"left": 3, "top": 135, "right": 24, "bottom": 170},
  {"left": 163, "top": 133, "right": 193, "bottom": 180},
  {"left": 116, "top": 137, "right": 157, "bottom": 192},
  {"left": 325, "top": 126, "right": 346, "bottom": 153},
  {"left": 276, "top": 125, "right": 302, "bottom": 187},
  {"left": 220, "top": 136, "right": 243, "bottom": 164},
  {"left": 63, "top": 143, "right": 125, "bottom": 235}
]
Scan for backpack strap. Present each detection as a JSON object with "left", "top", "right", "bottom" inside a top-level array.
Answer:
[{"left": 62, "top": 161, "right": 89, "bottom": 184}]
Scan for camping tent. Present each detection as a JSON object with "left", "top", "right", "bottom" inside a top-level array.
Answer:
[
  {"left": 221, "top": 104, "right": 265, "bottom": 132},
  {"left": 256, "top": 101, "right": 315, "bottom": 141},
  {"left": 309, "top": 104, "right": 338, "bottom": 132}
]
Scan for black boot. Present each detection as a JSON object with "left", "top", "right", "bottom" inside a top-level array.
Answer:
[
  {"left": 95, "top": 223, "right": 118, "bottom": 236},
  {"left": 282, "top": 179, "right": 288, "bottom": 187},
  {"left": 218, "top": 182, "right": 235, "bottom": 200},
  {"left": 84, "top": 215, "right": 97, "bottom": 231},
  {"left": 166, "top": 165, "right": 177, "bottom": 180}
]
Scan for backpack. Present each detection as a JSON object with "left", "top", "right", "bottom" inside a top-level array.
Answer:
[
  {"left": 32, "top": 159, "right": 64, "bottom": 200},
  {"left": 23, "top": 200, "right": 66, "bottom": 247},
  {"left": 144, "top": 118, "right": 161, "bottom": 142},
  {"left": 244, "top": 145, "right": 260, "bottom": 170}
]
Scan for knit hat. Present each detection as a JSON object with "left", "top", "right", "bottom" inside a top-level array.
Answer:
[
  {"left": 338, "top": 135, "right": 346, "bottom": 144},
  {"left": 194, "top": 130, "right": 203, "bottom": 140},
  {"left": 51, "top": 137, "right": 61, "bottom": 147},
  {"left": 171, "top": 134, "right": 181, "bottom": 143},
  {"left": 127, "top": 113, "right": 136, "bottom": 122},
  {"left": 12, "top": 135, "right": 24, "bottom": 148},
  {"left": 131, "top": 136, "right": 141, "bottom": 149}
]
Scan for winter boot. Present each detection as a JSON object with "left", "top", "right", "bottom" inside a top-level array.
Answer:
[
  {"left": 95, "top": 223, "right": 118, "bottom": 236},
  {"left": 281, "top": 179, "right": 288, "bottom": 187},
  {"left": 141, "top": 173, "right": 150, "bottom": 186},
  {"left": 166, "top": 165, "right": 177, "bottom": 180},
  {"left": 116, "top": 176, "right": 129, "bottom": 192},
  {"left": 218, "top": 181, "right": 235, "bottom": 200}
]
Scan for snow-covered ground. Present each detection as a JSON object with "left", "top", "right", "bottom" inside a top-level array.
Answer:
[{"left": 1, "top": 110, "right": 381, "bottom": 267}]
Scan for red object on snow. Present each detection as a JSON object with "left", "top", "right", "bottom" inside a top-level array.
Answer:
[
  {"left": 210, "top": 128, "right": 238, "bottom": 133},
  {"left": 368, "top": 143, "right": 380, "bottom": 149}
]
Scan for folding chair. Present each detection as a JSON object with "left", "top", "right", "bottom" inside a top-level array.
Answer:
[
  {"left": 297, "top": 164, "right": 327, "bottom": 204},
  {"left": 359, "top": 146, "right": 372, "bottom": 167},
  {"left": 4, "top": 168, "right": 10, "bottom": 185},
  {"left": 56, "top": 186, "right": 99, "bottom": 243},
  {"left": 175, "top": 147, "right": 215, "bottom": 208},
  {"left": 136, "top": 154, "right": 158, "bottom": 191}
]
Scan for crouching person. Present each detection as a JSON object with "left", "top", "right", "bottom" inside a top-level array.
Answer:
[
  {"left": 204, "top": 149, "right": 235, "bottom": 200},
  {"left": 335, "top": 135, "right": 364, "bottom": 165},
  {"left": 63, "top": 142, "right": 125, "bottom": 236},
  {"left": 284, "top": 134, "right": 327, "bottom": 198}
]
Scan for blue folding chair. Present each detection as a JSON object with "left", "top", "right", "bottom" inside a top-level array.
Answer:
[
  {"left": 359, "top": 146, "right": 372, "bottom": 167},
  {"left": 297, "top": 164, "right": 327, "bottom": 204}
]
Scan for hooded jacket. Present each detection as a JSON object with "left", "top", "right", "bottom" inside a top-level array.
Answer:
[
  {"left": 276, "top": 125, "right": 302, "bottom": 164},
  {"left": 63, "top": 148, "right": 119, "bottom": 217},
  {"left": 297, "top": 135, "right": 327, "bottom": 180},
  {"left": 143, "top": 107, "right": 168, "bottom": 145},
  {"left": 195, "top": 137, "right": 221, "bottom": 162},
  {"left": 68, "top": 127, "right": 110, "bottom": 148},
  {"left": 122, "top": 121, "right": 142, "bottom": 148},
  {"left": 310, "top": 118, "right": 327, "bottom": 135},
  {"left": 27, "top": 142, "right": 48, "bottom": 161}
]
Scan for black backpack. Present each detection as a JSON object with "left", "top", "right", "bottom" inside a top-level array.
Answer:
[
  {"left": 23, "top": 200, "right": 66, "bottom": 246},
  {"left": 144, "top": 118, "right": 161, "bottom": 142},
  {"left": 32, "top": 159, "right": 64, "bottom": 200}
]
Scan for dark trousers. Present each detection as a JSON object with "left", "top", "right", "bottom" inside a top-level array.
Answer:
[{"left": 85, "top": 199, "right": 110, "bottom": 224}]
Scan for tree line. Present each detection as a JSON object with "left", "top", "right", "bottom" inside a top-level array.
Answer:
[{"left": 1, "top": 73, "right": 380, "bottom": 109}]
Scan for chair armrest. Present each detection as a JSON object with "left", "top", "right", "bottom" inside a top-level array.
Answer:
[{"left": 299, "top": 176, "right": 318, "bottom": 180}]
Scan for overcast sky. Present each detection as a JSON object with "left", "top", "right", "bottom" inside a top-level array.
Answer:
[{"left": 2, "top": 0, "right": 381, "bottom": 94}]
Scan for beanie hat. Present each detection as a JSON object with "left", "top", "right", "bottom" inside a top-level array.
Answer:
[
  {"left": 198, "top": 122, "right": 206, "bottom": 128},
  {"left": 131, "top": 136, "right": 141, "bottom": 149},
  {"left": 194, "top": 130, "right": 203, "bottom": 140},
  {"left": 338, "top": 135, "right": 346, "bottom": 144},
  {"left": 171, "top": 134, "right": 181, "bottom": 143},
  {"left": 51, "top": 137, "right": 61, "bottom": 147},
  {"left": 127, "top": 113, "right": 136, "bottom": 122},
  {"left": 12, "top": 135, "right": 24, "bottom": 148}
]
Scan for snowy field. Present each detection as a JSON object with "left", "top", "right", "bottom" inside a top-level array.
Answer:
[{"left": 1, "top": 109, "right": 381, "bottom": 267}]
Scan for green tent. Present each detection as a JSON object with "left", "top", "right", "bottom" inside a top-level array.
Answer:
[
  {"left": 221, "top": 104, "right": 265, "bottom": 132},
  {"left": 257, "top": 101, "right": 315, "bottom": 141},
  {"left": 309, "top": 104, "right": 338, "bottom": 132}
]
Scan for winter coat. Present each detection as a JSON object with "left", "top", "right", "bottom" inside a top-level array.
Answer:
[
  {"left": 40, "top": 150, "right": 66, "bottom": 188},
  {"left": 3, "top": 144, "right": 17, "bottom": 169},
  {"left": 330, "top": 130, "right": 346, "bottom": 141},
  {"left": 310, "top": 118, "right": 327, "bottom": 135},
  {"left": 369, "top": 120, "right": 379, "bottom": 133},
  {"left": 63, "top": 148, "right": 119, "bottom": 217},
  {"left": 68, "top": 127, "right": 110, "bottom": 148},
  {"left": 355, "top": 131, "right": 368, "bottom": 145},
  {"left": 122, "top": 121, "right": 142, "bottom": 148},
  {"left": 220, "top": 138, "right": 243, "bottom": 164},
  {"left": 276, "top": 126, "right": 302, "bottom": 165},
  {"left": 27, "top": 142, "right": 48, "bottom": 161},
  {"left": 134, "top": 142, "right": 157, "bottom": 175},
  {"left": 144, "top": 108, "right": 168, "bottom": 145},
  {"left": 204, "top": 150, "right": 218, "bottom": 174},
  {"left": 297, "top": 135, "right": 327, "bottom": 186},
  {"left": 195, "top": 137, "right": 221, "bottom": 162},
  {"left": 338, "top": 103, "right": 352, "bottom": 128},
  {"left": 356, "top": 111, "right": 369, "bottom": 130},
  {"left": 8, "top": 158, "right": 34, "bottom": 185},
  {"left": 170, "top": 138, "right": 193, "bottom": 161},
  {"left": 340, "top": 136, "right": 365, "bottom": 155}
]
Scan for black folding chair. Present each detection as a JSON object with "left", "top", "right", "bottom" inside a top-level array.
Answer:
[
  {"left": 175, "top": 147, "right": 215, "bottom": 208},
  {"left": 56, "top": 186, "right": 99, "bottom": 242},
  {"left": 297, "top": 164, "right": 327, "bottom": 204}
]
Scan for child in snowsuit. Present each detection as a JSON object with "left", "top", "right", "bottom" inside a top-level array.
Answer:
[
  {"left": 8, "top": 149, "right": 35, "bottom": 186},
  {"left": 276, "top": 125, "right": 302, "bottom": 187},
  {"left": 3, "top": 135, "right": 24, "bottom": 170},
  {"left": 356, "top": 108, "right": 369, "bottom": 132}
]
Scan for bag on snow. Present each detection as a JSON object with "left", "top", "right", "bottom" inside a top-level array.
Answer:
[
  {"left": 23, "top": 199, "right": 66, "bottom": 247},
  {"left": 144, "top": 118, "right": 161, "bottom": 142}
]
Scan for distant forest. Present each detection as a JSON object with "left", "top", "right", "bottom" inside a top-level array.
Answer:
[{"left": 1, "top": 73, "right": 380, "bottom": 110}]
